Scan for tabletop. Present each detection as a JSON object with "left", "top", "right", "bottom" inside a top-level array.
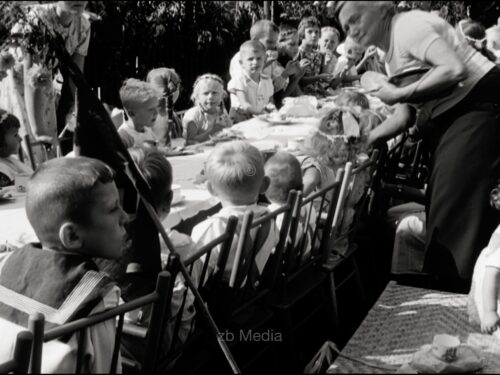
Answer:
[{"left": 327, "top": 281, "right": 500, "bottom": 373}]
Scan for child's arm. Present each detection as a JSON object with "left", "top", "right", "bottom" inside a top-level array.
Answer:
[
  {"left": 303, "top": 167, "right": 321, "bottom": 196},
  {"left": 234, "top": 91, "right": 264, "bottom": 115},
  {"left": 183, "top": 121, "right": 214, "bottom": 145},
  {"left": 481, "top": 265, "right": 500, "bottom": 334}
]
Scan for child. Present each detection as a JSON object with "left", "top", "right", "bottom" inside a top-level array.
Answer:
[
  {"left": 117, "top": 78, "right": 160, "bottom": 148},
  {"left": 0, "top": 110, "right": 33, "bottom": 187},
  {"left": 457, "top": 19, "right": 497, "bottom": 62},
  {"left": 297, "top": 16, "right": 333, "bottom": 96},
  {"left": 228, "top": 41, "right": 274, "bottom": 123},
  {"left": 334, "top": 90, "right": 370, "bottom": 110},
  {"left": 275, "top": 25, "right": 309, "bottom": 105},
  {"left": 229, "top": 19, "right": 295, "bottom": 94},
  {"left": 469, "top": 181, "right": 500, "bottom": 339},
  {"left": 319, "top": 26, "right": 341, "bottom": 75},
  {"left": 183, "top": 73, "right": 232, "bottom": 145},
  {"left": 191, "top": 141, "right": 278, "bottom": 281},
  {"left": 146, "top": 67, "right": 183, "bottom": 145},
  {"left": 0, "top": 157, "right": 128, "bottom": 372},
  {"left": 265, "top": 151, "right": 316, "bottom": 261}
]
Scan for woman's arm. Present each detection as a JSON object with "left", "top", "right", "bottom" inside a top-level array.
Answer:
[
  {"left": 481, "top": 266, "right": 500, "bottom": 334},
  {"left": 367, "top": 104, "right": 415, "bottom": 146},
  {"left": 374, "top": 38, "right": 467, "bottom": 105}
]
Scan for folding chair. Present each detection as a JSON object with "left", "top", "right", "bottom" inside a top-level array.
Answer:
[
  {"left": 269, "top": 181, "right": 342, "bottom": 369},
  {"left": 206, "top": 194, "right": 296, "bottom": 371},
  {"left": 29, "top": 271, "right": 172, "bottom": 374},
  {"left": 0, "top": 330, "right": 33, "bottom": 374}
]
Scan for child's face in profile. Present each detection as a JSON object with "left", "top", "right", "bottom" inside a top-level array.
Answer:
[
  {"left": 319, "top": 31, "right": 339, "bottom": 54},
  {"left": 130, "top": 98, "right": 159, "bottom": 129},
  {"left": 240, "top": 48, "right": 265, "bottom": 77},
  {"left": 280, "top": 34, "right": 300, "bottom": 59},
  {"left": 259, "top": 31, "right": 279, "bottom": 51},
  {"left": 0, "top": 126, "right": 21, "bottom": 157},
  {"left": 79, "top": 181, "right": 128, "bottom": 259},
  {"left": 196, "top": 79, "right": 224, "bottom": 113},
  {"left": 303, "top": 26, "right": 320, "bottom": 46}
]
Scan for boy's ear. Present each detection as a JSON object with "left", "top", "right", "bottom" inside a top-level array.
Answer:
[
  {"left": 260, "top": 176, "right": 270, "bottom": 194},
  {"left": 59, "top": 222, "right": 83, "bottom": 250}
]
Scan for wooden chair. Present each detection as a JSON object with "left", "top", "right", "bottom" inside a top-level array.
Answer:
[
  {"left": 269, "top": 181, "right": 343, "bottom": 369},
  {"left": 122, "top": 216, "right": 239, "bottom": 373},
  {"left": 23, "top": 135, "right": 52, "bottom": 171},
  {"left": 321, "top": 151, "right": 382, "bottom": 333},
  {"left": 206, "top": 193, "right": 296, "bottom": 371},
  {"left": 0, "top": 330, "right": 33, "bottom": 374},
  {"left": 29, "top": 271, "right": 172, "bottom": 374}
]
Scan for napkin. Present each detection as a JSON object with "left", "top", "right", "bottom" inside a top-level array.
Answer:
[{"left": 408, "top": 344, "right": 484, "bottom": 374}]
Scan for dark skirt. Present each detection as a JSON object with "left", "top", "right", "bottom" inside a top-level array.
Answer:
[{"left": 422, "top": 67, "right": 500, "bottom": 290}]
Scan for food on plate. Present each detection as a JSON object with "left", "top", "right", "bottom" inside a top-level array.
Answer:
[
  {"left": 280, "top": 96, "right": 319, "bottom": 117},
  {"left": 206, "top": 128, "right": 245, "bottom": 145}
]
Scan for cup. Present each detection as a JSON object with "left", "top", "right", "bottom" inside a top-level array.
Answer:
[
  {"left": 171, "top": 184, "right": 182, "bottom": 205},
  {"left": 14, "top": 173, "right": 31, "bottom": 193},
  {"left": 431, "top": 334, "right": 460, "bottom": 362}
]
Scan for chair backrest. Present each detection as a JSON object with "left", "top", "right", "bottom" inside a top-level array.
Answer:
[
  {"left": 0, "top": 330, "right": 33, "bottom": 374},
  {"left": 213, "top": 192, "right": 296, "bottom": 326},
  {"left": 282, "top": 178, "right": 343, "bottom": 278},
  {"left": 23, "top": 135, "right": 50, "bottom": 171},
  {"left": 157, "top": 216, "right": 239, "bottom": 370},
  {"left": 29, "top": 271, "right": 172, "bottom": 374}
]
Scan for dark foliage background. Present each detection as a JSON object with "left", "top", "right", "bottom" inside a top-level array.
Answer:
[{"left": 2, "top": 1, "right": 499, "bottom": 110}]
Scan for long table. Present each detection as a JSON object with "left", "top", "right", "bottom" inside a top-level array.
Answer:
[
  {"left": 327, "top": 281, "right": 500, "bottom": 373},
  {"left": 0, "top": 116, "right": 321, "bottom": 247}
]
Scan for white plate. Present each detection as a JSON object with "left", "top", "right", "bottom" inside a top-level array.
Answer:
[{"left": 257, "top": 114, "right": 296, "bottom": 125}]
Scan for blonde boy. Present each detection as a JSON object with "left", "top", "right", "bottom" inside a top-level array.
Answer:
[
  {"left": 229, "top": 19, "right": 298, "bottom": 93},
  {"left": 191, "top": 141, "right": 278, "bottom": 280},
  {"left": 228, "top": 41, "right": 274, "bottom": 123},
  {"left": 118, "top": 78, "right": 160, "bottom": 148}
]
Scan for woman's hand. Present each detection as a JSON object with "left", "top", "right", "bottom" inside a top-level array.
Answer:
[{"left": 481, "top": 311, "right": 500, "bottom": 334}]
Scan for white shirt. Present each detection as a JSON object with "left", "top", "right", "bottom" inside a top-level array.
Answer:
[
  {"left": 227, "top": 71, "right": 274, "bottom": 114},
  {"left": 118, "top": 121, "right": 158, "bottom": 148}
]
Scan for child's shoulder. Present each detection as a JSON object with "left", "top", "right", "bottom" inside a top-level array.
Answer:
[{"left": 183, "top": 106, "right": 204, "bottom": 121}]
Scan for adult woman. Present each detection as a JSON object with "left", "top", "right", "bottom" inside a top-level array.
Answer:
[{"left": 337, "top": 1, "right": 500, "bottom": 291}]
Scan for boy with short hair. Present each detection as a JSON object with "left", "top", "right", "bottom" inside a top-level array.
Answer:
[
  {"left": 265, "top": 151, "right": 316, "bottom": 261},
  {"left": 486, "top": 25, "right": 500, "bottom": 63},
  {"left": 228, "top": 41, "right": 275, "bottom": 123},
  {"left": 0, "top": 157, "right": 128, "bottom": 372},
  {"left": 229, "top": 19, "right": 299, "bottom": 94},
  {"left": 118, "top": 78, "right": 160, "bottom": 148},
  {"left": 191, "top": 140, "right": 278, "bottom": 280}
]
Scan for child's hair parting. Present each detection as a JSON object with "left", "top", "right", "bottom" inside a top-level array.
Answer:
[
  {"left": 26, "top": 157, "right": 115, "bottom": 239},
  {"left": 298, "top": 16, "right": 321, "bottom": 40},
  {"left": 206, "top": 140, "right": 265, "bottom": 198},
  {"left": 321, "top": 26, "right": 341, "bottom": 41},
  {"left": 129, "top": 147, "right": 173, "bottom": 209},
  {"left": 250, "top": 19, "right": 279, "bottom": 40},
  {"left": 119, "top": 78, "right": 160, "bottom": 111},
  {"left": 0, "top": 109, "right": 20, "bottom": 148},
  {"left": 190, "top": 73, "right": 227, "bottom": 103},
  {"left": 240, "top": 40, "right": 267, "bottom": 55},
  {"left": 265, "top": 152, "right": 303, "bottom": 204}
]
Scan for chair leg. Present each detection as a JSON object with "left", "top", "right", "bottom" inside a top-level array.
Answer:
[{"left": 327, "top": 273, "right": 339, "bottom": 335}]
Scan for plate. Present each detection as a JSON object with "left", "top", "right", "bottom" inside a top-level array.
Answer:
[
  {"left": 164, "top": 148, "right": 197, "bottom": 157},
  {"left": 257, "top": 114, "right": 296, "bottom": 125}
]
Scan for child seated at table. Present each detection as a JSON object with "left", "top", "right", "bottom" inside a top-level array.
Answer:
[
  {"left": 183, "top": 73, "right": 232, "bottom": 145},
  {"left": 0, "top": 110, "right": 33, "bottom": 187},
  {"left": 228, "top": 41, "right": 275, "bottom": 123},
  {"left": 146, "top": 67, "right": 183, "bottom": 145},
  {"left": 265, "top": 151, "right": 316, "bottom": 261},
  {"left": 191, "top": 140, "right": 279, "bottom": 281},
  {"left": 297, "top": 16, "right": 333, "bottom": 96},
  {"left": 117, "top": 78, "right": 160, "bottom": 148},
  {"left": 319, "top": 26, "right": 341, "bottom": 75},
  {"left": 469, "top": 181, "right": 500, "bottom": 339},
  {"left": 0, "top": 157, "right": 127, "bottom": 372},
  {"left": 229, "top": 19, "right": 292, "bottom": 95}
]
